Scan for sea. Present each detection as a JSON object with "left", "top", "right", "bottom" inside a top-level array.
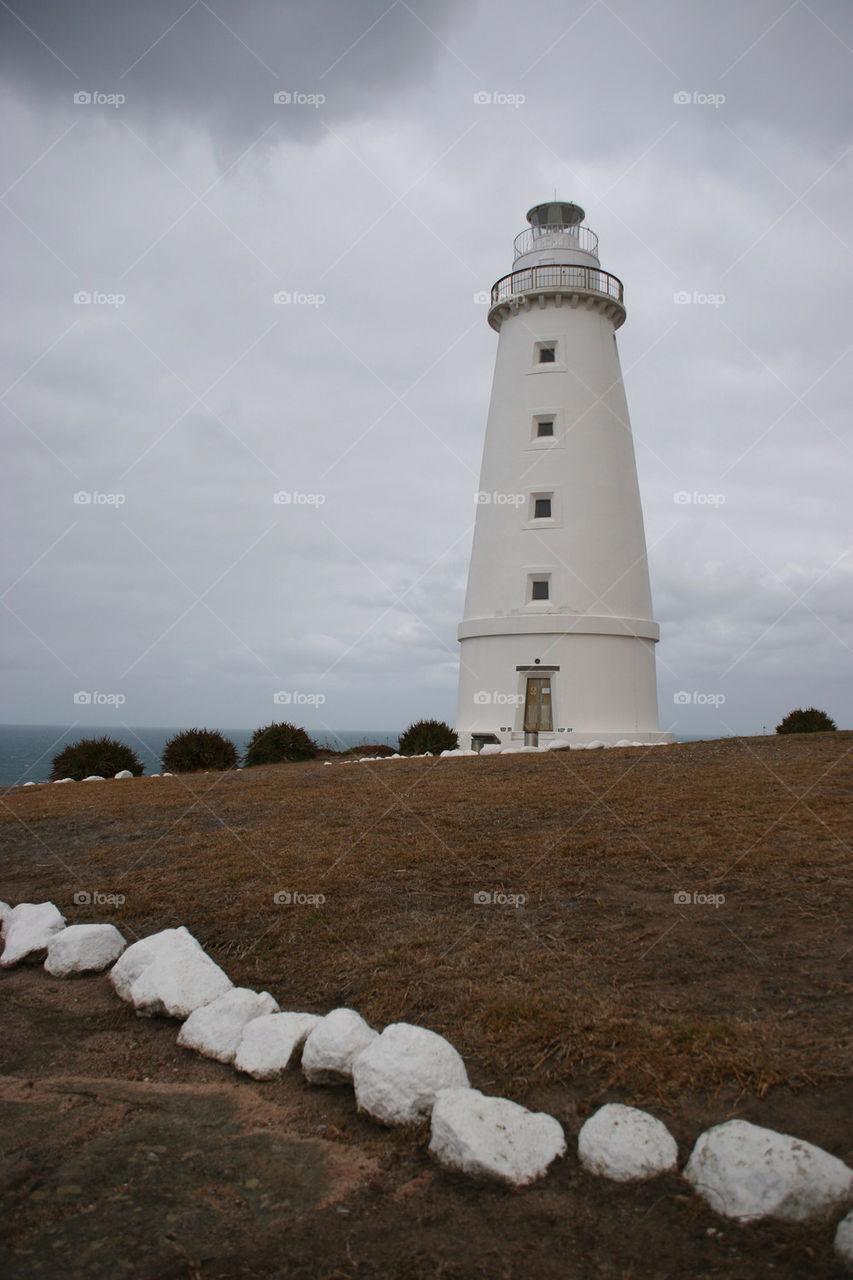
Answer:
[{"left": 0, "top": 725, "right": 403, "bottom": 788}]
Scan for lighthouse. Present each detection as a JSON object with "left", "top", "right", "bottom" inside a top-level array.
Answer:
[{"left": 456, "top": 201, "right": 672, "bottom": 749}]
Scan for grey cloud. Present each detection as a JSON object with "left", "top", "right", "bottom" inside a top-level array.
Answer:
[{"left": 0, "top": 0, "right": 474, "bottom": 153}]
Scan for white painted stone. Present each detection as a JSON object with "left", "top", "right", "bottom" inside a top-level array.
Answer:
[
  {"left": 577, "top": 1103, "right": 678, "bottom": 1181},
  {"left": 352, "top": 1023, "right": 469, "bottom": 1125},
  {"left": 110, "top": 926, "right": 201, "bottom": 1003},
  {"left": 23, "top": 781, "right": 36, "bottom": 786},
  {"left": 429, "top": 1087, "right": 565, "bottom": 1187},
  {"left": 234, "top": 1011, "right": 321, "bottom": 1079},
  {"left": 684, "top": 1119, "right": 853, "bottom": 1222},
  {"left": 177, "top": 987, "right": 279, "bottom": 1063},
  {"left": 53, "top": 778, "right": 74, "bottom": 784},
  {"left": 130, "top": 946, "right": 232, "bottom": 1020},
  {"left": 547, "top": 740, "right": 572, "bottom": 750},
  {"left": 835, "top": 1209, "right": 853, "bottom": 1269},
  {"left": 0, "top": 901, "right": 11, "bottom": 939},
  {"left": 1, "top": 902, "right": 66, "bottom": 966},
  {"left": 479, "top": 744, "right": 503, "bottom": 755},
  {"left": 114, "top": 770, "right": 134, "bottom": 779},
  {"left": 44, "top": 923, "right": 126, "bottom": 976},
  {"left": 83, "top": 775, "right": 105, "bottom": 781},
  {"left": 301, "top": 1007, "right": 378, "bottom": 1084}
]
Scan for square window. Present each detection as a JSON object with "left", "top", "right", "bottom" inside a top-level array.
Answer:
[
  {"left": 534, "top": 497, "right": 552, "bottom": 519},
  {"left": 538, "top": 345, "right": 556, "bottom": 363},
  {"left": 531, "top": 579, "right": 549, "bottom": 600},
  {"left": 536, "top": 420, "right": 554, "bottom": 437}
]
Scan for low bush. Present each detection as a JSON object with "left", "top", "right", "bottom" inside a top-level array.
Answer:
[
  {"left": 776, "top": 707, "right": 837, "bottom": 734},
  {"left": 161, "top": 728, "right": 238, "bottom": 773},
  {"left": 50, "top": 736, "right": 144, "bottom": 781},
  {"left": 243, "top": 722, "right": 318, "bottom": 766},
  {"left": 351, "top": 743, "right": 397, "bottom": 758},
  {"left": 398, "top": 719, "right": 458, "bottom": 756}
]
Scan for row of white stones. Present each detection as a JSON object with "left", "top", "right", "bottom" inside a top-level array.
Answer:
[{"left": 2, "top": 900, "right": 852, "bottom": 1257}]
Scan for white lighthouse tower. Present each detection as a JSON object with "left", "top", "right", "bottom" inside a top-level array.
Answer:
[{"left": 456, "top": 200, "right": 672, "bottom": 749}]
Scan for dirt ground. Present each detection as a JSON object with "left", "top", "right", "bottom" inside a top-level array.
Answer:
[{"left": 1, "top": 733, "right": 852, "bottom": 1278}]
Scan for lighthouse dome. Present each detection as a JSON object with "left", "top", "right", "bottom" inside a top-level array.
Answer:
[{"left": 514, "top": 199, "right": 599, "bottom": 268}]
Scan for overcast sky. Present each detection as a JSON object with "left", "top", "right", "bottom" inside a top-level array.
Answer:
[{"left": 1, "top": 0, "right": 851, "bottom": 740}]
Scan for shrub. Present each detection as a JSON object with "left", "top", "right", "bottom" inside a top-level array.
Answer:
[
  {"left": 398, "top": 719, "right": 458, "bottom": 756},
  {"left": 351, "top": 743, "right": 396, "bottom": 758},
  {"left": 775, "top": 707, "right": 837, "bottom": 735},
  {"left": 51, "top": 736, "right": 144, "bottom": 782},
  {"left": 161, "top": 728, "right": 238, "bottom": 773},
  {"left": 244, "top": 721, "right": 318, "bottom": 766}
]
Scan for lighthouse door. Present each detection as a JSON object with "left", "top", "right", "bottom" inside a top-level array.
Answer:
[{"left": 523, "top": 677, "right": 553, "bottom": 734}]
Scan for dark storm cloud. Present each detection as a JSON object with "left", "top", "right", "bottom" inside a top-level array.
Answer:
[{"left": 0, "top": 0, "right": 473, "bottom": 148}]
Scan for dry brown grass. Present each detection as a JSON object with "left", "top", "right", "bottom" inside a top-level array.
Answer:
[{"left": 2, "top": 732, "right": 852, "bottom": 1108}]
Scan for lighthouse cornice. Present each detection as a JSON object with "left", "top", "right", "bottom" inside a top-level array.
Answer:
[
  {"left": 458, "top": 615, "right": 660, "bottom": 642},
  {"left": 488, "top": 263, "right": 626, "bottom": 332}
]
